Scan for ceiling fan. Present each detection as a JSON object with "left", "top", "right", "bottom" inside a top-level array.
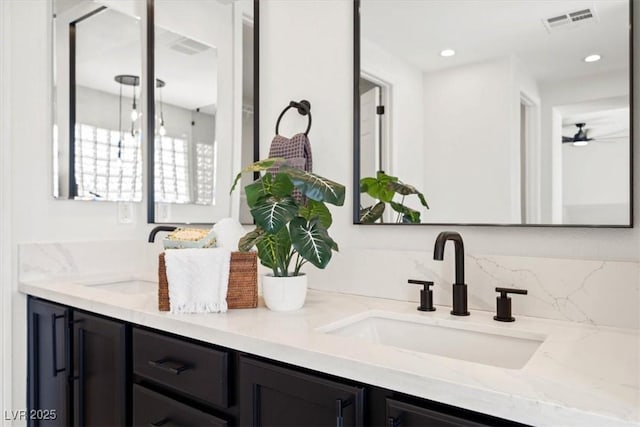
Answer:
[
  {"left": 562, "top": 122, "right": 628, "bottom": 146},
  {"left": 562, "top": 123, "right": 592, "bottom": 145}
]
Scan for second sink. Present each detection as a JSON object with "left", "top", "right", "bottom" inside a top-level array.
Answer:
[
  {"left": 318, "top": 311, "right": 545, "bottom": 369},
  {"left": 75, "top": 276, "right": 157, "bottom": 295}
]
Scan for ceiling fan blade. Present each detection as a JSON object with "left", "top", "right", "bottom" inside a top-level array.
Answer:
[
  {"left": 593, "top": 136, "right": 628, "bottom": 141},
  {"left": 562, "top": 136, "right": 575, "bottom": 143}
]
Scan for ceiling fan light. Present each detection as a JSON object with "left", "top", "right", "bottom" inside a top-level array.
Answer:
[
  {"left": 584, "top": 54, "right": 601, "bottom": 63},
  {"left": 573, "top": 140, "right": 589, "bottom": 147},
  {"left": 440, "top": 49, "right": 456, "bottom": 57}
]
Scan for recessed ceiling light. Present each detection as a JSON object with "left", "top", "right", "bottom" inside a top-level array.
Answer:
[
  {"left": 584, "top": 54, "right": 601, "bottom": 63},
  {"left": 573, "top": 140, "right": 589, "bottom": 147},
  {"left": 440, "top": 49, "right": 456, "bottom": 57}
]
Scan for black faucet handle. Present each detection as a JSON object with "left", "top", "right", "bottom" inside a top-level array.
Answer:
[
  {"left": 408, "top": 280, "right": 436, "bottom": 312},
  {"left": 495, "top": 287, "right": 528, "bottom": 297},
  {"left": 408, "top": 279, "right": 433, "bottom": 287},
  {"left": 494, "top": 287, "right": 528, "bottom": 322}
]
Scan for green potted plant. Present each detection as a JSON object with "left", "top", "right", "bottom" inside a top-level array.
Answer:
[
  {"left": 359, "top": 171, "right": 429, "bottom": 224},
  {"left": 231, "top": 158, "right": 345, "bottom": 311}
]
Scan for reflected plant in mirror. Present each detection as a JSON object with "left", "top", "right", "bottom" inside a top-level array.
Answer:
[
  {"left": 359, "top": 171, "right": 429, "bottom": 224},
  {"left": 354, "top": 0, "right": 632, "bottom": 226},
  {"left": 52, "top": 0, "right": 145, "bottom": 201}
]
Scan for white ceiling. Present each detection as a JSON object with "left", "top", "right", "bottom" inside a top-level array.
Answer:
[
  {"left": 72, "top": 1, "right": 254, "bottom": 112},
  {"left": 361, "top": 0, "right": 630, "bottom": 83},
  {"left": 74, "top": 9, "right": 143, "bottom": 102}
]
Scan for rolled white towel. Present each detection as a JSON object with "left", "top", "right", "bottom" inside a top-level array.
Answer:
[
  {"left": 165, "top": 248, "right": 231, "bottom": 314},
  {"left": 213, "top": 217, "right": 248, "bottom": 251}
]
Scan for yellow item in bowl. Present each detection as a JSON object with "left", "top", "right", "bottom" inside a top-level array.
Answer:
[{"left": 163, "top": 227, "right": 217, "bottom": 249}]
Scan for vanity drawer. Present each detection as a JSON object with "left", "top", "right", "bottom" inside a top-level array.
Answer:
[
  {"left": 133, "top": 327, "right": 229, "bottom": 408},
  {"left": 133, "top": 384, "right": 228, "bottom": 426}
]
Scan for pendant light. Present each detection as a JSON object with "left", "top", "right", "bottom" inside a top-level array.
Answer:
[
  {"left": 156, "top": 79, "right": 167, "bottom": 136},
  {"left": 114, "top": 74, "right": 141, "bottom": 140}
]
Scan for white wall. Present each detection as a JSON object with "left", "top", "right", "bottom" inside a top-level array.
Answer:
[
  {"left": 2, "top": 0, "right": 640, "bottom": 422},
  {"left": 563, "top": 139, "right": 630, "bottom": 224},
  {"left": 422, "top": 56, "right": 516, "bottom": 223},
  {"left": 0, "top": 0, "right": 12, "bottom": 419},
  {"left": 360, "top": 38, "right": 424, "bottom": 213},
  {"left": 539, "top": 69, "right": 630, "bottom": 223}
]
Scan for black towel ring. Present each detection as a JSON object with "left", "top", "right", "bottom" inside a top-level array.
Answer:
[{"left": 275, "top": 100, "right": 312, "bottom": 136}]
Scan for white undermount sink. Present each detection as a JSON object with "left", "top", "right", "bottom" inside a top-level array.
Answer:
[
  {"left": 74, "top": 275, "right": 156, "bottom": 295},
  {"left": 318, "top": 310, "right": 545, "bottom": 369}
]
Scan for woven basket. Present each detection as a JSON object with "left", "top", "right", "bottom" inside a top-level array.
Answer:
[{"left": 158, "top": 251, "right": 258, "bottom": 311}]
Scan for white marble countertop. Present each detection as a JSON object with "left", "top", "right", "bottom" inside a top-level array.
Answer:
[{"left": 19, "top": 275, "right": 639, "bottom": 427}]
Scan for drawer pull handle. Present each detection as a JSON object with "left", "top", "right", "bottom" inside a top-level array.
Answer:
[
  {"left": 148, "top": 358, "right": 191, "bottom": 375},
  {"left": 388, "top": 416, "right": 401, "bottom": 427},
  {"left": 336, "top": 397, "right": 354, "bottom": 427},
  {"left": 149, "top": 418, "right": 178, "bottom": 427}
]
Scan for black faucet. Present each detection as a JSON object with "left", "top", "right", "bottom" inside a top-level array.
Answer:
[
  {"left": 148, "top": 225, "right": 177, "bottom": 242},
  {"left": 433, "top": 231, "right": 469, "bottom": 316}
]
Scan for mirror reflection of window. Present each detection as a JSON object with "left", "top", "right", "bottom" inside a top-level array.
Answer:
[
  {"left": 152, "top": 0, "right": 255, "bottom": 224},
  {"left": 357, "top": 0, "right": 631, "bottom": 226},
  {"left": 52, "top": 1, "right": 145, "bottom": 202}
]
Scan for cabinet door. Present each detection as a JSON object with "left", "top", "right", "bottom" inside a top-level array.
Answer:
[
  {"left": 240, "top": 356, "right": 364, "bottom": 427},
  {"left": 27, "top": 298, "right": 71, "bottom": 427},
  {"left": 386, "top": 398, "right": 492, "bottom": 427},
  {"left": 72, "top": 311, "right": 128, "bottom": 427}
]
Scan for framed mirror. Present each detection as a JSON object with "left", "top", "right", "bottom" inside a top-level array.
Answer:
[
  {"left": 148, "top": 0, "right": 258, "bottom": 224},
  {"left": 353, "top": 0, "right": 633, "bottom": 227},
  {"left": 53, "top": 0, "right": 146, "bottom": 202}
]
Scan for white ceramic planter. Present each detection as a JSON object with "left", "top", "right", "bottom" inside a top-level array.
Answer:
[{"left": 262, "top": 274, "right": 308, "bottom": 312}]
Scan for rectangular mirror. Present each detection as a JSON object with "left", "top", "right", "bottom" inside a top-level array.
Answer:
[
  {"left": 149, "top": 0, "right": 258, "bottom": 224},
  {"left": 53, "top": 0, "right": 146, "bottom": 201},
  {"left": 354, "top": 0, "right": 633, "bottom": 227}
]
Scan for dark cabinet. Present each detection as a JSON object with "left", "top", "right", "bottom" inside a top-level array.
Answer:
[
  {"left": 239, "top": 356, "right": 365, "bottom": 427},
  {"left": 27, "top": 298, "right": 71, "bottom": 427},
  {"left": 133, "top": 327, "right": 230, "bottom": 408},
  {"left": 28, "top": 297, "right": 525, "bottom": 427},
  {"left": 386, "top": 398, "right": 490, "bottom": 427},
  {"left": 27, "top": 297, "right": 129, "bottom": 427},
  {"left": 72, "top": 310, "right": 129, "bottom": 426},
  {"left": 133, "top": 384, "right": 228, "bottom": 426}
]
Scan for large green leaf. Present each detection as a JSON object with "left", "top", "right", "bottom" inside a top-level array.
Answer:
[
  {"left": 359, "top": 201, "right": 385, "bottom": 223},
  {"left": 390, "top": 201, "right": 421, "bottom": 224},
  {"left": 250, "top": 196, "right": 298, "bottom": 233},
  {"left": 359, "top": 172, "right": 397, "bottom": 202},
  {"left": 230, "top": 158, "right": 286, "bottom": 194},
  {"left": 238, "top": 227, "right": 265, "bottom": 252},
  {"left": 256, "top": 227, "right": 291, "bottom": 273},
  {"left": 298, "top": 199, "right": 332, "bottom": 228},
  {"left": 289, "top": 217, "right": 333, "bottom": 269},
  {"left": 245, "top": 173, "right": 294, "bottom": 208},
  {"left": 387, "top": 181, "right": 430, "bottom": 209},
  {"left": 280, "top": 165, "right": 345, "bottom": 206},
  {"left": 244, "top": 177, "right": 269, "bottom": 209}
]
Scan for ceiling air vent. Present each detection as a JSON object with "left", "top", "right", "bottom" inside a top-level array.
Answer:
[
  {"left": 543, "top": 7, "right": 598, "bottom": 33},
  {"left": 169, "top": 37, "right": 211, "bottom": 55}
]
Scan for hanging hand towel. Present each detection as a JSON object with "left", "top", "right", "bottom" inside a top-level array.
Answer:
[
  {"left": 268, "top": 132, "right": 313, "bottom": 173},
  {"left": 165, "top": 248, "right": 231, "bottom": 314},
  {"left": 268, "top": 132, "right": 313, "bottom": 202}
]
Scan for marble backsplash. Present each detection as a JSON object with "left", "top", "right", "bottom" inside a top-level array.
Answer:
[
  {"left": 306, "top": 249, "right": 640, "bottom": 330},
  {"left": 19, "top": 240, "right": 160, "bottom": 282},
  {"left": 18, "top": 241, "right": 640, "bottom": 330}
]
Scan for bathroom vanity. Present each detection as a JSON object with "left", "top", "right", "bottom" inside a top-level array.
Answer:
[
  {"left": 19, "top": 253, "right": 639, "bottom": 427},
  {"left": 28, "top": 296, "right": 527, "bottom": 427}
]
